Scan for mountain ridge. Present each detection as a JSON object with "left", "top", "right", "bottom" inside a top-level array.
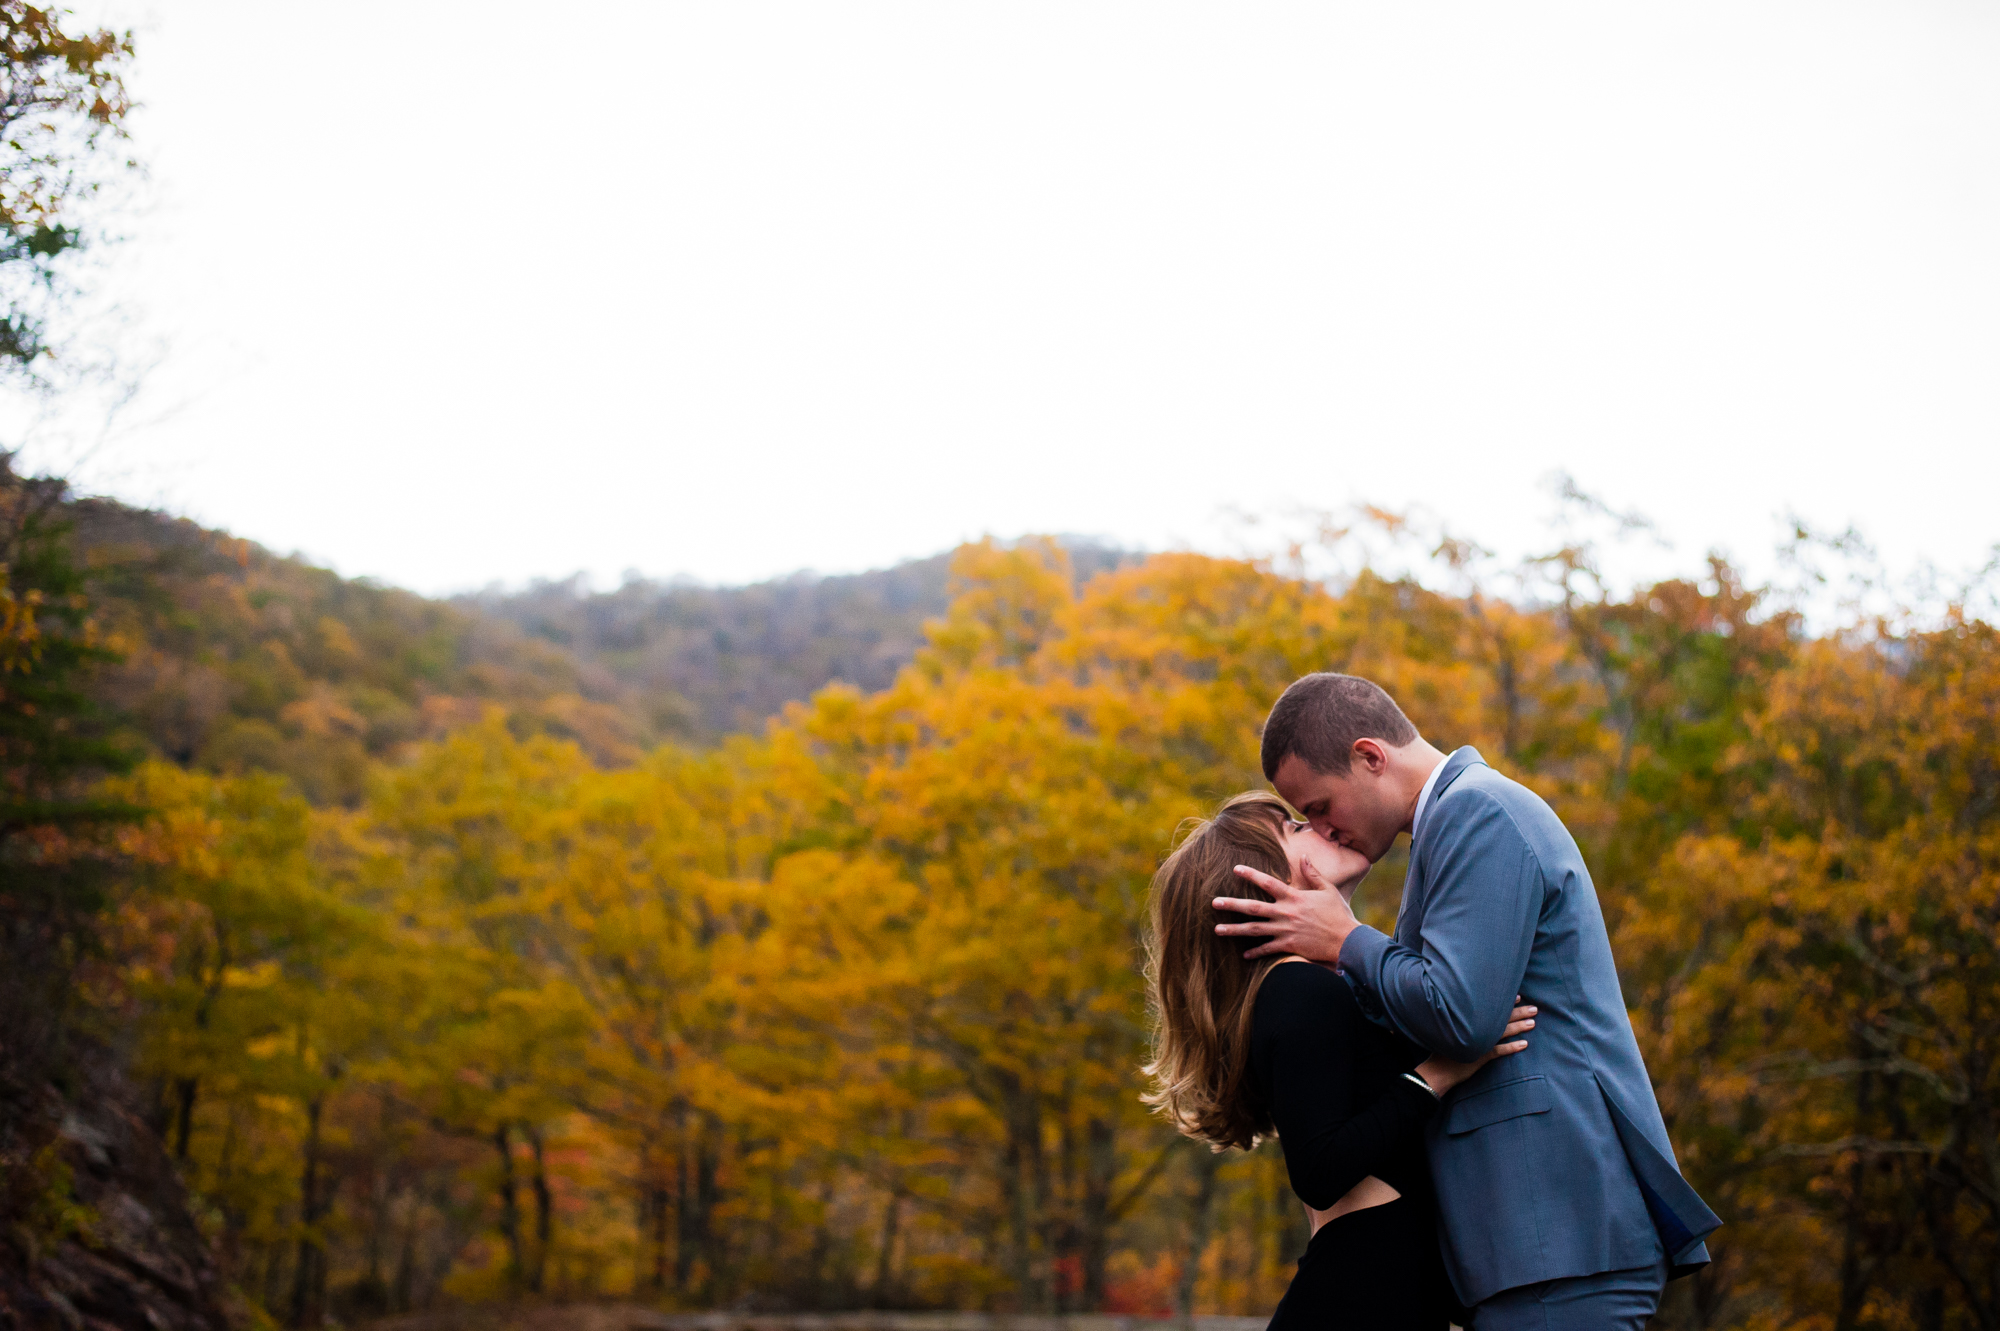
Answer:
[
  {"left": 457, "top": 542, "right": 1137, "bottom": 741},
  {"left": 56, "top": 485, "right": 1136, "bottom": 794}
]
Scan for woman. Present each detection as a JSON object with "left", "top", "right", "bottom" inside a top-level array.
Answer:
[{"left": 1143, "top": 792, "right": 1535, "bottom": 1330}]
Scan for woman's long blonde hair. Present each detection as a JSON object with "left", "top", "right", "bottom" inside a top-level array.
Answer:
[{"left": 1141, "top": 790, "right": 1295, "bottom": 1151}]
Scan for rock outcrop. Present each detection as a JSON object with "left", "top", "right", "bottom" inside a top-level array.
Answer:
[{"left": 0, "top": 1055, "right": 235, "bottom": 1331}]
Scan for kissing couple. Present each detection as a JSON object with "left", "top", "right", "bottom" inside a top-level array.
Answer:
[{"left": 1144, "top": 674, "right": 1720, "bottom": 1330}]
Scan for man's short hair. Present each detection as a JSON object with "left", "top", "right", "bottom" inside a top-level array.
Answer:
[{"left": 1260, "top": 673, "right": 1418, "bottom": 780}]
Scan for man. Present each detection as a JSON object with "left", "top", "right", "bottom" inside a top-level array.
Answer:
[{"left": 1213, "top": 673, "right": 1718, "bottom": 1329}]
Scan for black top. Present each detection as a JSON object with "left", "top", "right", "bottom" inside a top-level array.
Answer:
[
  {"left": 1250, "top": 961, "right": 1461, "bottom": 1330},
  {"left": 1249, "top": 960, "right": 1439, "bottom": 1210}
]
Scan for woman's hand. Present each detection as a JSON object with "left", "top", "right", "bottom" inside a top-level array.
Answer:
[
  {"left": 1413, "top": 1000, "right": 1537, "bottom": 1096},
  {"left": 1321, "top": 839, "right": 1372, "bottom": 891}
]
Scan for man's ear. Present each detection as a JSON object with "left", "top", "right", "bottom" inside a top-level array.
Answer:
[{"left": 1351, "top": 738, "right": 1390, "bottom": 774}]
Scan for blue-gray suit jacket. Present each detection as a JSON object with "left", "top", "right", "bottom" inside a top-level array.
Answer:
[{"left": 1339, "top": 747, "right": 1720, "bottom": 1307}]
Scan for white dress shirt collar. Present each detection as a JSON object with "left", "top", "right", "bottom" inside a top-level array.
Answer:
[{"left": 1411, "top": 753, "right": 1448, "bottom": 846}]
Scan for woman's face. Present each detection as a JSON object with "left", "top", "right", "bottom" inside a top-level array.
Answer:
[{"left": 1275, "top": 815, "right": 1371, "bottom": 892}]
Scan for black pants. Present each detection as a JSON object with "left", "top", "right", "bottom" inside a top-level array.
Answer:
[{"left": 1266, "top": 1196, "right": 1460, "bottom": 1331}]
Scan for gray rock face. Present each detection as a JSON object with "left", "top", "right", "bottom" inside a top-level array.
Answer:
[{"left": 1, "top": 1058, "right": 236, "bottom": 1331}]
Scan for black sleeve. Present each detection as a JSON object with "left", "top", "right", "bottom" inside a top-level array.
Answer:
[{"left": 1255, "top": 963, "right": 1440, "bottom": 1211}]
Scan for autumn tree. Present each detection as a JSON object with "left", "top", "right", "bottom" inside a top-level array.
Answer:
[
  {"left": 0, "top": 1, "right": 132, "bottom": 368},
  {"left": 0, "top": 458, "right": 135, "bottom": 1247},
  {"left": 106, "top": 759, "right": 418, "bottom": 1326},
  {"left": 1619, "top": 616, "right": 2000, "bottom": 1330}
]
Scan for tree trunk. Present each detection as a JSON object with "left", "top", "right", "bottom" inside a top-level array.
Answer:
[
  {"left": 675, "top": 1110, "right": 723, "bottom": 1299},
  {"left": 527, "top": 1123, "right": 553, "bottom": 1294},
  {"left": 807, "top": 1174, "right": 837, "bottom": 1305},
  {"left": 171, "top": 1076, "right": 198, "bottom": 1161},
  {"left": 1835, "top": 1061, "right": 1876, "bottom": 1331},
  {"left": 288, "top": 1094, "right": 327, "bottom": 1327},
  {"left": 634, "top": 1132, "right": 667, "bottom": 1292},
  {"left": 648, "top": 1181, "right": 669, "bottom": 1290},
  {"left": 261, "top": 1239, "right": 288, "bottom": 1318},
  {"left": 1177, "top": 1149, "right": 1222, "bottom": 1330},
  {"left": 675, "top": 1115, "right": 695, "bottom": 1292},
  {"left": 695, "top": 1120, "right": 723, "bottom": 1298},
  {"left": 494, "top": 1121, "right": 524, "bottom": 1293},
  {"left": 393, "top": 1199, "right": 417, "bottom": 1313},
  {"left": 1079, "top": 1115, "right": 1117, "bottom": 1311},
  {"left": 1001, "top": 1079, "right": 1048, "bottom": 1311},
  {"left": 873, "top": 1186, "right": 903, "bottom": 1306},
  {"left": 175, "top": 941, "right": 226, "bottom": 1163}
]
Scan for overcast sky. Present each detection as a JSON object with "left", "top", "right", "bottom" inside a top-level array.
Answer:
[{"left": 14, "top": 1, "right": 2000, "bottom": 595}]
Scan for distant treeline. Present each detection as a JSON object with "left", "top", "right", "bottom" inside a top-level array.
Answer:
[
  {"left": 457, "top": 546, "right": 1137, "bottom": 742},
  {"left": 58, "top": 484, "right": 1133, "bottom": 778},
  {"left": 53, "top": 492, "right": 1117, "bottom": 797}
]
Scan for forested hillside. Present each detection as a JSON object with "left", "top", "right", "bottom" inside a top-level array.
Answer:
[
  {"left": 59, "top": 486, "right": 1129, "bottom": 784},
  {"left": 459, "top": 545, "right": 1135, "bottom": 742},
  {"left": 2, "top": 466, "right": 1130, "bottom": 1325}
]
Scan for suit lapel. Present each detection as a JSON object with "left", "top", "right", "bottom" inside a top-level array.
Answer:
[
  {"left": 1392, "top": 857, "right": 1423, "bottom": 944},
  {"left": 1392, "top": 746, "right": 1485, "bottom": 944}
]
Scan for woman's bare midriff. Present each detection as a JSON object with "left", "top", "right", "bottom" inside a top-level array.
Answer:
[{"left": 1306, "top": 1174, "right": 1403, "bottom": 1235}]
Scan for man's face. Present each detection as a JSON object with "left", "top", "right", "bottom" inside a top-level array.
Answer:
[
  {"left": 1272, "top": 751, "right": 1406, "bottom": 864},
  {"left": 1275, "top": 815, "right": 1373, "bottom": 889}
]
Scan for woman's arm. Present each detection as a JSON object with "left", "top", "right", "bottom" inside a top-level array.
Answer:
[
  {"left": 1259, "top": 963, "right": 1440, "bottom": 1211},
  {"left": 1259, "top": 963, "right": 1535, "bottom": 1211}
]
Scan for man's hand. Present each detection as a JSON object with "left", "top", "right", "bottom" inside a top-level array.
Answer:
[{"left": 1211, "top": 860, "right": 1361, "bottom": 963}]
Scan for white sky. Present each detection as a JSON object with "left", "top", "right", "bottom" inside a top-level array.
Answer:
[{"left": 13, "top": 0, "right": 2000, "bottom": 595}]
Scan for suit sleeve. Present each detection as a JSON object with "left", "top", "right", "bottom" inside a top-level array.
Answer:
[
  {"left": 1260, "top": 966, "right": 1438, "bottom": 1210},
  {"left": 1337, "top": 791, "right": 1541, "bottom": 1061}
]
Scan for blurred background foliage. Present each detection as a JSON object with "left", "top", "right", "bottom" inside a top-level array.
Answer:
[{"left": 4, "top": 453, "right": 1996, "bottom": 1329}]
